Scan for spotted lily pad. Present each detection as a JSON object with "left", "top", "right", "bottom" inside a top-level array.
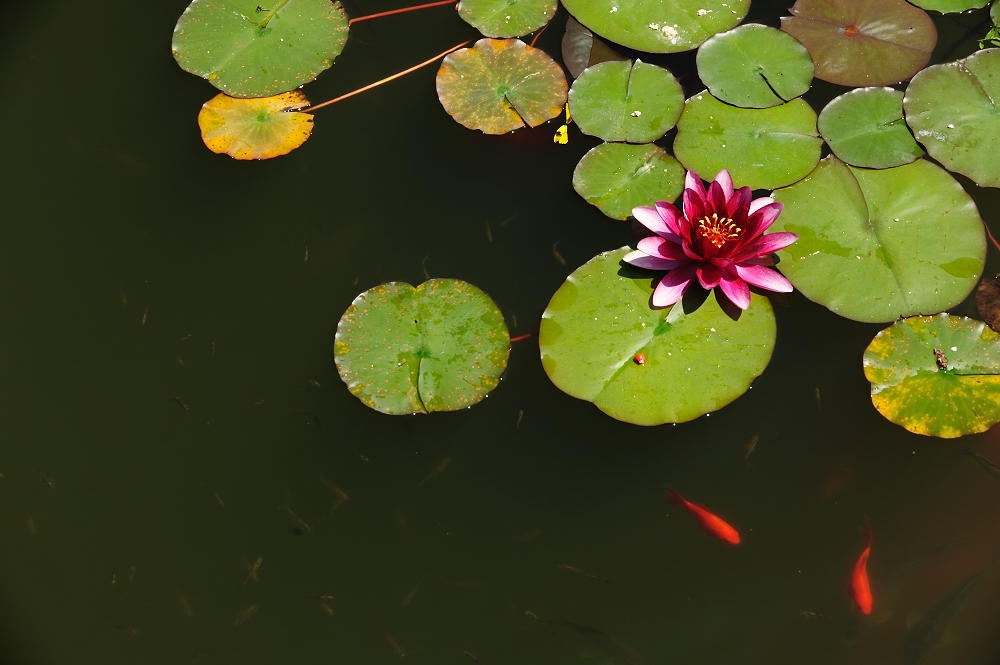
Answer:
[
  {"left": 696, "top": 23, "right": 815, "bottom": 108},
  {"left": 457, "top": 0, "right": 557, "bottom": 38},
  {"left": 904, "top": 48, "right": 1000, "bottom": 188},
  {"left": 863, "top": 314, "right": 1000, "bottom": 438},
  {"left": 568, "top": 60, "right": 684, "bottom": 143},
  {"left": 818, "top": 87, "right": 924, "bottom": 168},
  {"left": 673, "top": 91, "right": 822, "bottom": 190},
  {"left": 172, "top": 0, "right": 349, "bottom": 98},
  {"left": 780, "top": 0, "right": 936, "bottom": 86},
  {"left": 539, "top": 247, "right": 777, "bottom": 426},
  {"left": 771, "top": 157, "right": 987, "bottom": 323},
  {"left": 436, "top": 38, "right": 568, "bottom": 134},
  {"left": 334, "top": 279, "right": 510, "bottom": 415},
  {"left": 572, "top": 143, "right": 685, "bottom": 220},
  {"left": 198, "top": 91, "right": 313, "bottom": 159},
  {"left": 561, "top": 0, "right": 750, "bottom": 54}
]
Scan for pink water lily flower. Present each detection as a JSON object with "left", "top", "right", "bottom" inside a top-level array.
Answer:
[{"left": 624, "top": 169, "right": 798, "bottom": 310}]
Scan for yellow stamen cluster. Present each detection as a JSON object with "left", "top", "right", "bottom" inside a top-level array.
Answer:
[{"left": 697, "top": 212, "right": 742, "bottom": 249}]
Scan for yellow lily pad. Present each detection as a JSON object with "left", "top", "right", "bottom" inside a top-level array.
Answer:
[{"left": 198, "top": 91, "right": 313, "bottom": 160}]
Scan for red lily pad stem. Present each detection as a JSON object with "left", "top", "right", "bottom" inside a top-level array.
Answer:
[
  {"left": 300, "top": 41, "right": 470, "bottom": 114},
  {"left": 348, "top": 0, "right": 457, "bottom": 25}
]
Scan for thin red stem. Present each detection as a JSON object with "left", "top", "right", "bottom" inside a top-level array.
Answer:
[
  {"left": 348, "top": 0, "right": 457, "bottom": 24},
  {"left": 510, "top": 333, "right": 534, "bottom": 344},
  {"left": 299, "top": 40, "right": 469, "bottom": 114},
  {"left": 985, "top": 221, "right": 1000, "bottom": 254}
]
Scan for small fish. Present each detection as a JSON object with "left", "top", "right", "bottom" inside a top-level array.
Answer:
[
  {"left": 664, "top": 485, "right": 740, "bottom": 544},
  {"left": 418, "top": 456, "right": 451, "bottom": 486},
  {"left": 851, "top": 517, "right": 873, "bottom": 615},
  {"left": 744, "top": 434, "right": 760, "bottom": 465}
]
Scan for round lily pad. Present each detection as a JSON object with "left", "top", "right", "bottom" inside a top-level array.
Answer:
[
  {"left": 172, "top": 0, "right": 349, "bottom": 98},
  {"left": 903, "top": 48, "right": 1000, "bottom": 188},
  {"left": 673, "top": 91, "right": 822, "bottom": 190},
  {"left": 436, "top": 38, "right": 568, "bottom": 134},
  {"left": 907, "top": 0, "right": 988, "bottom": 13},
  {"left": 696, "top": 24, "right": 814, "bottom": 109},
  {"left": 568, "top": 60, "right": 684, "bottom": 143},
  {"left": 818, "top": 87, "right": 924, "bottom": 168},
  {"left": 863, "top": 314, "right": 1000, "bottom": 438},
  {"left": 198, "top": 91, "right": 313, "bottom": 160},
  {"left": 457, "top": 0, "right": 557, "bottom": 38},
  {"left": 572, "top": 143, "right": 685, "bottom": 220},
  {"left": 539, "top": 247, "right": 777, "bottom": 426},
  {"left": 780, "top": 0, "right": 936, "bottom": 86},
  {"left": 771, "top": 157, "right": 987, "bottom": 323},
  {"left": 561, "top": 0, "right": 749, "bottom": 54},
  {"left": 334, "top": 279, "right": 510, "bottom": 415}
]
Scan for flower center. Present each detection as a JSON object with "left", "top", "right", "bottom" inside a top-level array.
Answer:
[{"left": 697, "top": 213, "right": 742, "bottom": 249}]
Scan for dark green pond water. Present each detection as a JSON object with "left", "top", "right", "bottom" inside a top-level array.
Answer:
[{"left": 2, "top": 1, "right": 1000, "bottom": 664}]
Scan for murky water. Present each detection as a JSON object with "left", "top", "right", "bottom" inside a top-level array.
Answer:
[{"left": 2, "top": 2, "right": 999, "bottom": 664}]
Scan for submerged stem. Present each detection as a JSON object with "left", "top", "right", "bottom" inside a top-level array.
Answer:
[
  {"left": 348, "top": 0, "right": 457, "bottom": 25},
  {"left": 298, "top": 40, "right": 469, "bottom": 114}
]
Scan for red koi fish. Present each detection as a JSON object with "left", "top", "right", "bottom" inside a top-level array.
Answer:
[
  {"left": 664, "top": 485, "right": 741, "bottom": 544},
  {"left": 851, "top": 517, "right": 873, "bottom": 615}
]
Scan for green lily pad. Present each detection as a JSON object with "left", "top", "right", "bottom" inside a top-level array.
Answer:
[
  {"left": 771, "top": 157, "right": 987, "bottom": 323},
  {"left": 696, "top": 24, "right": 814, "bottom": 109},
  {"left": 863, "top": 314, "right": 1000, "bottom": 438},
  {"left": 780, "top": 0, "right": 936, "bottom": 86},
  {"left": 457, "top": 0, "right": 557, "bottom": 38},
  {"left": 907, "top": 0, "right": 988, "bottom": 13},
  {"left": 172, "top": 0, "right": 349, "bottom": 98},
  {"left": 334, "top": 279, "right": 510, "bottom": 415},
  {"left": 568, "top": 60, "right": 684, "bottom": 143},
  {"left": 436, "top": 38, "right": 568, "bottom": 134},
  {"left": 561, "top": 0, "right": 749, "bottom": 54},
  {"left": 539, "top": 247, "right": 777, "bottom": 425},
  {"left": 572, "top": 143, "right": 685, "bottom": 220},
  {"left": 560, "top": 16, "right": 625, "bottom": 79},
  {"left": 818, "top": 87, "right": 924, "bottom": 168},
  {"left": 903, "top": 48, "right": 1000, "bottom": 188},
  {"left": 673, "top": 91, "right": 822, "bottom": 190}
]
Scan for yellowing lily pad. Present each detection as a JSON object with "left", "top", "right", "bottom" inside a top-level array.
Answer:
[
  {"left": 780, "top": 0, "right": 936, "bottom": 86},
  {"left": 198, "top": 91, "right": 313, "bottom": 160},
  {"left": 863, "top": 314, "right": 1000, "bottom": 438},
  {"left": 334, "top": 279, "right": 510, "bottom": 415},
  {"left": 436, "top": 38, "right": 568, "bottom": 134},
  {"left": 172, "top": 0, "right": 349, "bottom": 98},
  {"left": 539, "top": 247, "right": 777, "bottom": 426}
]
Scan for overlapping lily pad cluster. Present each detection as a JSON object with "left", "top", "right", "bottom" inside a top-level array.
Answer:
[{"left": 171, "top": 0, "right": 1000, "bottom": 433}]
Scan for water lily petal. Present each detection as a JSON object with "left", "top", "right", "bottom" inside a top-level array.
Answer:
[
  {"left": 732, "top": 231, "right": 799, "bottom": 262},
  {"left": 633, "top": 204, "right": 678, "bottom": 238},
  {"left": 696, "top": 262, "right": 723, "bottom": 289},
  {"left": 682, "top": 171, "right": 708, "bottom": 222},
  {"left": 719, "top": 274, "right": 752, "bottom": 310},
  {"left": 623, "top": 250, "right": 680, "bottom": 271},
  {"left": 652, "top": 265, "right": 697, "bottom": 307},
  {"left": 744, "top": 201, "right": 784, "bottom": 236},
  {"left": 735, "top": 263, "right": 794, "bottom": 293},
  {"left": 713, "top": 169, "right": 734, "bottom": 200},
  {"left": 654, "top": 201, "right": 685, "bottom": 236},
  {"left": 636, "top": 235, "right": 688, "bottom": 260}
]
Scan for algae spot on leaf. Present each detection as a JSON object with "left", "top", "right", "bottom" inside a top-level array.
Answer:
[{"left": 334, "top": 279, "right": 510, "bottom": 415}]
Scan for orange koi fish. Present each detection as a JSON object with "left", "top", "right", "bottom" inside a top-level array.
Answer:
[
  {"left": 664, "top": 485, "right": 741, "bottom": 544},
  {"left": 851, "top": 517, "right": 873, "bottom": 615}
]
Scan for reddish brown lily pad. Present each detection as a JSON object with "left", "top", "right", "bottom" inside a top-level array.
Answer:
[
  {"left": 976, "top": 275, "right": 1000, "bottom": 333},
  {"left": 781, "top": 0, "right": 936, "bottom": 86}
]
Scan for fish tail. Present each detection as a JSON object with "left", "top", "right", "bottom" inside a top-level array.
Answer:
[{"left": 664, "top": 484, "right": 685, "bottom": 506}]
